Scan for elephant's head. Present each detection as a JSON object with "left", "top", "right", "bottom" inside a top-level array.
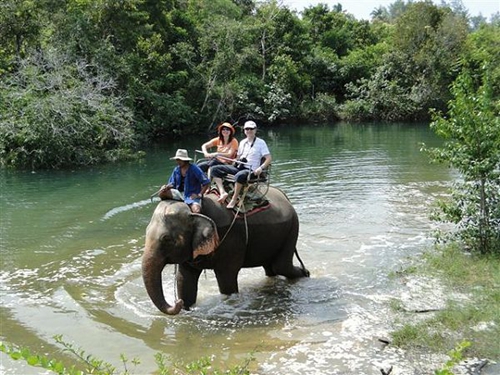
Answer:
[{"left": 142, "top": 200, "right": 219, "bottom": 315}]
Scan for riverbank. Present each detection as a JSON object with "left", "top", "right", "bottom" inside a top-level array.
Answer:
[{"left": 384, "top": 244, "right": 500, "bottom": 374}]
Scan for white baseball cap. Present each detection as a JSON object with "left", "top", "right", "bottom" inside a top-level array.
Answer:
[{"left": 244, "top": 121, "right": 257, "bottom": 129}]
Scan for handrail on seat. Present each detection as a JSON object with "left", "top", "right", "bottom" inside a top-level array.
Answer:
[
  {"left": 218, "top": 160, "right": 271, "bottom": 201},
  {"left": 194, "top": 149, "right": 207, "bottom": 165},
  {"left": 245, "top": 163, "right": 271, "bottom": 198}
]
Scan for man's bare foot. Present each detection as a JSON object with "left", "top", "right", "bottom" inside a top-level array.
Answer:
[
  {"left": 217, "top": 192, "right": 228, "bottom": 203},
  {"left": 226, "top": 200, "right": 237, "bottom": 209},
  {"left": 190, "top": 203, "right": 201, "bottom": 213}
]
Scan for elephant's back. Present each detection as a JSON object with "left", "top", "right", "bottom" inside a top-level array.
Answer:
[{"left": 202, "top": 186, "right": 296, "bottom": 227}]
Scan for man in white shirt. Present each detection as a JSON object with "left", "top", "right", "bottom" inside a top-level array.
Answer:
[{"left": 211, "top": 120, "right": 272, "bottom": 209}]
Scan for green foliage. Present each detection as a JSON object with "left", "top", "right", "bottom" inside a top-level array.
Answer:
[
  {"left": 343, "top": 1, "right": 469, "bottom": 122},
  {"left": 299, "top": 93, "right": 338, "bottom": 122},
  {"left": 392, "top": 2, "right": 469, "bottom": 108},
  {"left": 0, "top": 0, "right": 45, "bottom": 70},
  {"left": 0, "top": 49, "right": 140, "bottom": 169},
  {"left": 371, "top": 0, "right": 411, "bottom": 23},
  {"left": 0, "top": 335, "right": 254, "bottom": 375},
  {"left": 337, "top": 43, "right": 389, "bottom": 85},
  {"left": 0, "top": 335, "right": 120, "bottom": 375},
  {"left": 341, "top": 51, "right": 423, "bottom": 121},
  {"left": 264, "top": 54, "right": 301, "bottom": 121},
  {"left": 156, "top": 352, "right": 254, "bottom": 375},
  {"left": 424, "top": 245, "right": 500, "bottom": 359},
  {"left": 435, "top": 341, "right": 472, "bottom": 375},
  {"left": 391, "top": 324, "right": 426, "bottom": 346},
  {"left": 462, "top": 23, "right": 500, "bottom": 96},
  {"left": 1, "top": 0, "right": 497, "bottom": 168},
  {"left": 426, "top": 68, "right": 500, "bottom": 254}
]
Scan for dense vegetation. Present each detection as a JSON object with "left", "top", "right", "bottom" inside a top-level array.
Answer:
[
  {"left": 0, "top": 0, "right": 498, "bottom": 169},
  {"left": 426, "top": 68, "right": 500, "bottom": 255}
]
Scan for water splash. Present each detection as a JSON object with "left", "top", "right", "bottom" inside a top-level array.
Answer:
[{"left": 101, "top": 199, "right": 153, "bottom": 220}]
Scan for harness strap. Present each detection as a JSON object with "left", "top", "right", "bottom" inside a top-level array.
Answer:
[{"left": 218, "top": 186, "right": 250, "bottom": 247}]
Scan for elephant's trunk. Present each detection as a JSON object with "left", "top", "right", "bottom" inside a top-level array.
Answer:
[{"left": 142, "top": 248, "right": 183, "bottom": 315}]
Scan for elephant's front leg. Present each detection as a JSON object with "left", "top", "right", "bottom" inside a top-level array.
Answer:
[
  {"left": 177, "top": 264, "right": 203, "bottom": 310},
  {"left": 214, "top": 268, "right": 240, "bottom": 295}
]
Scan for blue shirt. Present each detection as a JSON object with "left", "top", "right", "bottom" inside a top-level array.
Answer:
[{"left": 168, "top": 163, "right": 210, "bottom": 204}]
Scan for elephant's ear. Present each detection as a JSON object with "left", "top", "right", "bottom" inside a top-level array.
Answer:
[{"left": 190, "top": 213, "right": 219, "bottom": 259}]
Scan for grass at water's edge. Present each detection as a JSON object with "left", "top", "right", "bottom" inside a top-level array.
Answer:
[{"left": 389, "top": 243, "right": 500, "bottom": 361}]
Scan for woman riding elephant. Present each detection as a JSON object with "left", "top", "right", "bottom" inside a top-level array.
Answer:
[{"left": 142, "top": 186, "right": 309, "bottom": 315}]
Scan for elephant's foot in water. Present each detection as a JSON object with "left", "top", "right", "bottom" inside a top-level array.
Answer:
[
  {"left": 269, "top": 263, "right": 310, "bottom": 279},
  {"left": 287, "top": 265, "right": 310, "bottom": 278},
  {"left": 264, "top": 265, "right": 277, "bottom": 277}
]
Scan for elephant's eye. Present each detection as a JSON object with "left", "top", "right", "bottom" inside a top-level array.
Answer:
[
  {"left": 159, "top": 233, "right": 173, "bottom": 244},
  {"left": 159, "top": 233, "right": 186, "bottom": 248},
  {"left": 174, "top": 235, "right": 186, "bottom": 247}
]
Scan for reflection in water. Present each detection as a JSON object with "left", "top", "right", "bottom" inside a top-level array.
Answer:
[{"left": 0, "top": 123, "right": 452, "bottom": 374}]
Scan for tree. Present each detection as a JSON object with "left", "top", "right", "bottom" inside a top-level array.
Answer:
[
  {"left": 343, "top": 1, "right": 469, "bottom": 121},
  {"left": 426, "top": 68, "right": 500, "bottom": 254},
  {"left": 370, "top": 0, "right": 412, "bottom": 23},
  {"left": 392, "top": 1, "right": 469, "bottom": 110},
  {"left": 0, "top": 0, "right": 48, "bottom": 71},
  {"left": 0, "top": 50, "right": 139, "bottom": 169},
  {"left": 461, "top": 22, "right": 500, "bottom": 96}
]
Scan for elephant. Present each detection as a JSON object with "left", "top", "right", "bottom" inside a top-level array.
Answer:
[{"left": 142, "top": 186, "right": 310, "bottom": 315}]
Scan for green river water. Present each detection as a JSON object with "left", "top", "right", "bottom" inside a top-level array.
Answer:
[{"left": 1, "top": 122, "right": 454, "bottom": 374}]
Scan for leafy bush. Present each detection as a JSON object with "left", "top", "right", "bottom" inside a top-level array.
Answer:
[
  {"left": 341, "top": 52, "right": 423, "bottom": 122},
  {"left": 299, "top": 93, "right": 339, "bottom": 122},
  {"left": 0, "top": 49, "right": 141, "bottom": 170},
  {"left": 425, "top": 67, "right": 500, "bottom": 254}
]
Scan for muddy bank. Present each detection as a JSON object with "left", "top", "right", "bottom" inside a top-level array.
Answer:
[{"left": 370, "top": 275, "right": 497, "bottom": 375}]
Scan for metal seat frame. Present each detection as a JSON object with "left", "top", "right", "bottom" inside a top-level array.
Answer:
[{"left": 195, "top": 151, "right": 271, "bottom": 202}]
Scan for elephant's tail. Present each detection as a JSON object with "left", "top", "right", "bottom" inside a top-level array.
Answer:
[{"left": 294, "top": 248, "right": 310, "bottom": 277}]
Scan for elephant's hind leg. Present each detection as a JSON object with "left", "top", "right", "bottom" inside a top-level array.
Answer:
[
  {"left": 271, "top": 217, "right": 309, "bottom": 279},
  {"left": 272, "top": 254, "right": 309, "bottom": 279},
  {"left": 264, "top": 265, "right": 277, "bottom": 277}
]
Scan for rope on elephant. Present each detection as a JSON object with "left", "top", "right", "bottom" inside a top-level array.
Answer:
[
  {"left": 217, "top": 189, "right": 251, "bottom": 247},
  {"left": 236, "top": 188, "right": 250, "bottom": 245},
  {"left": 233, "top": 204, "right": 271, "bottom": 218},
  {"left": 217, "top": 207, "right": 240, "bottom": 247},
  {"left": 243, "top": 209, "right": 249, "bottom": 245},
  {"left": 150, "top": 187, "right": 163, "bottom": 202}
]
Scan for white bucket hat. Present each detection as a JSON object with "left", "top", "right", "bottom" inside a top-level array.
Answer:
[{"left": 170, "top": 149, "right": 192, "bottom": 161}]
